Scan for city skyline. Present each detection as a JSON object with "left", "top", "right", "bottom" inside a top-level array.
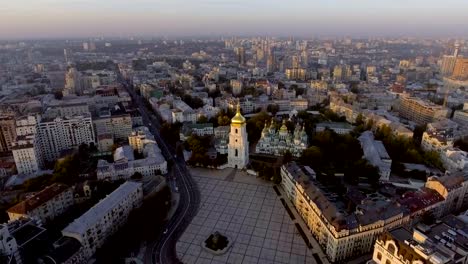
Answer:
[{"left": 2, "top": 0, "right": 468, "bottom": 39}]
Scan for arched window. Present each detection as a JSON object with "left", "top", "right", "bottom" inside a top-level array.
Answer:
[
  {"left": 385, "top": 260, "right": 391, "bottom": 264},
  {"left": 235, "top": 128, "right": 238, "bottom": 134},
  {"left": 387, "top": 244, "right": 396, "bottom": 255},
  {"left": 235, "top": 149, "right": 238, "bottom": 157},
  {"left": 377, "top": 253, "right": 382, "bottom": 260}
]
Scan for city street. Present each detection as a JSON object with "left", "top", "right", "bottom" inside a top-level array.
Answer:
[{"left": 122, "top": 80, "right": 201, "bottom": 264}]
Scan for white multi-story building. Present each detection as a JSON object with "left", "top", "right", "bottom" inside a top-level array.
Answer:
[
  {"left": 12, "top": 135, "right": 43, "bottom": 175},
  {"left": 15, "top": 115, "right": 39, "bottom": 136},
  {"left": 227, "top": 105, "right": 249, "bottom": 169},
  {"left": 359, "top": 131, "right": 392, "bottom": 181},
  {"left": 37, "top": 113, "right": 95, "bottom": 162},
  {"left": 7, "top": 183, "right": 73, "bottom": 223},
  {"left": 421, "top": 119, "right": 458, "bottom": 153},
  {"left": 62, "top": 181, "right": 143, "bottom": 258}
]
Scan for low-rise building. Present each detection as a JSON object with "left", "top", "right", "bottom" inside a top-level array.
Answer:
[
  {"left": 359, "top": 131, "right": 392, "bottom": 181},
  {"left": 369, "top": 215, "right": 468, "bottom": 264},
  {"left": 97, "top": 130, "right": 167, "bottom": 181},
  {"left": 7, "top": 183, "right": 73, "bottom": 223},
  {"left": 316, "top": 122, "right": 354, "bottom": 135},
  {"left": 0, "top": 218, "right": 47, "bottom": 264},
  {"left": 62, "top": 181, "right": 143, "bottom": 258},
  {"left": 179, "top": 123, "right": 214, "bottom": 141}
]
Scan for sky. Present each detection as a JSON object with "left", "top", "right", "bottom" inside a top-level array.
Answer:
[{"left": 1, "top": 0, "right": 468, "bottom": 39}]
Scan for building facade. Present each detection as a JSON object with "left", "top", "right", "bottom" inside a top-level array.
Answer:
[
  {"left": 7, "top": 183, "right": 73, "bottom": 223},
  {"left": 37, "top": 114, "right": 95, "bottom": 162},
  {"left": 62, "top": 181, "right": 143, "bottom": 258},
  {"left": 12, "top": 135, "right": 43, "bottom": 175},
  {"left": 281, "top": 162, "right": 412, "bottom": 262},
  {"left": 256, "top": 120, "right": 308, "bottom": 157}
]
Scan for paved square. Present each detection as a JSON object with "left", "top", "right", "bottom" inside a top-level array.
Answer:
[{"left": 176, "top": 170, "right": 317, "bottom": 264}]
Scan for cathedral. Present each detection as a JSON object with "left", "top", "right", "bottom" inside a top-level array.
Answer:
[
  {"left": 255, "top": 119, "right": 308, "bottom": 157},
  {"left": 227, "top": 104, "right": 249, "bottom": 169}
]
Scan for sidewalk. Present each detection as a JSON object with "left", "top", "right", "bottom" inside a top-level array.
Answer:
[{"left": 276, "top": 185, "right": 331, "bottom": 264}]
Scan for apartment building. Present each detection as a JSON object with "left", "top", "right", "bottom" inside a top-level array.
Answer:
[
  {"left": 396, "top": 95, "right": 449, "bottom": 125},
  {"left": 280, "top": 162, "right": 417, "bottom": 262},
  {"left": 7, "top": 183, "right": 73, "bottom": 223},
  {"left": 0, "top": 115, "right": 17, "bottom": 153},
  {"left": 12, "top": 135, "right": 43, "bottom": 175},
  {"left": 93, "top": 112, "right": 132, "bottom": 141},
  {"left": 62, "top": 181, "right": 143, "bottom": 258},
  {"left": 37, "top": 113, "right": 95, "bottom": 162}
]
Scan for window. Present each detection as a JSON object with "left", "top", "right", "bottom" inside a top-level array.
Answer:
[
  {"left": 235, "top": 149, "right": 238, "bottom": 157},
  {"left": 235, "top": 129, "right": 238, "bottom": 134},
  {"left": 387, "top": 244, "right": 396, "bottom": 255},
  {"left": 377, "top": 253, "right": 382, "bottom": 260},
  {"left": 385, "top": 260, "right": 390, "bottom": 264}
]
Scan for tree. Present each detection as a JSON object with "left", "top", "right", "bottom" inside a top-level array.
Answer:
[
  {"left": 198, "top": 115, "right": 208, "bottom": 124},
  {"left": 217, "top": 115, "right": 231, "bottom": 126},
  {"left": 54, "top": 90, "right": 63, "bottom": 100},
  {"left": 454, "top": 139, "right": 468, "bottom": 152},
  {"left": 301, "top": 147, "right": 323, "bottom": 168},
  {"left": 131, "top": 172, "right": 143, "bottom": 180},
  {"left": 282, "top": 150, "right": 293, "bottom": 164},
  {"left": 246, "top": 112, "right": 271, "bottom": 143},
  {"left": 267, "top": 104, "right": 279, "bottom": 115}
]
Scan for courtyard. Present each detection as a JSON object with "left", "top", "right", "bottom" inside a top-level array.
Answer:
[{"left": 176, "top": 168, "right": 320, "bottom": 264}]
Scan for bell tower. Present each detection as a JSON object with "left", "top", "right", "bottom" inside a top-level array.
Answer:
[{"left": 228, "top": 103, "right": 249, "bottom": 169}]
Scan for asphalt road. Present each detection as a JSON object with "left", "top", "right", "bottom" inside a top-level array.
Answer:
[{"left": 122, "top": 80, "right": 200, "bottom": 264}]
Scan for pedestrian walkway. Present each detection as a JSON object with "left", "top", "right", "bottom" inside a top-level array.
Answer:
[{"left": 276, "top": 185, "right": 330, "bottom": 264}]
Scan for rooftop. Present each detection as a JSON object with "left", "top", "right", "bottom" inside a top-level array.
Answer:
[
  {"left": 7, "top": 183, "right": 69, "bottom": 215},
  {"left": 62, "top": 181, "right": 142, "bottom": 235}
]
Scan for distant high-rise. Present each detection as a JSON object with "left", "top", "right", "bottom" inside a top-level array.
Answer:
[
  {"left": 0, "top": 116, "right": 17, "bottom": 153},
  {"left": 452, "top": 58, "right": 468, "bottom": 80},
  {"left": 63, "top": 67, "right": 82, "bottom": 95},
  {"left": 236, "top": 46, "right": 246, "bottom": 65},
  {"left": 441, "top": 42, "right": 462, "bottom": 76},
  {"left": 454, "top": 42, "right": 460, "bottom": 58},
  {"left": 266, "top": 49, "right": 276, "bottom": 73}
]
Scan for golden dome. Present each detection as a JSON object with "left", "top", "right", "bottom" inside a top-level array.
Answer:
[
  {"left": 279, "top": 119, "right": 288, "bottom": 132},
  {"left": 231, "top": 104, "right": 246, "bottom": 124}
]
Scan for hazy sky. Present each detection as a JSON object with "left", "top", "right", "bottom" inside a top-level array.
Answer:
[{"left": 1, "top": 0, "right": 468, "bottom": 39}]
